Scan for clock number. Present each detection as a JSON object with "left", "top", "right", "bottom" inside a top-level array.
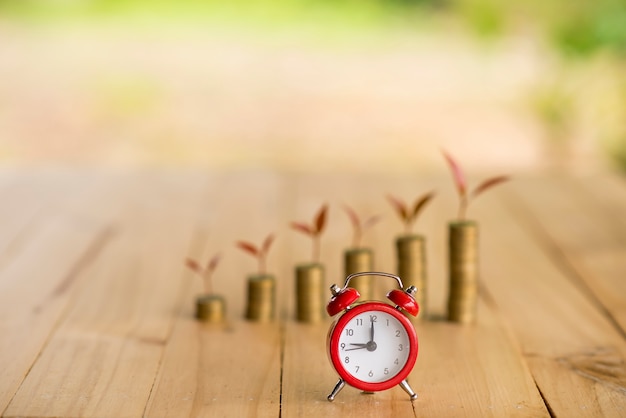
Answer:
[
  {"left": 398, "top": 344, "right": 403, "bottom": 351},
  {"left": 369, "top": 315, "right": 377, "bottom": 322},
  {"left": 340, "top": 343, "right": 345, "bottom": 350},
  {"left": 355, "top": 366, "right": 360, "bottom": 373},
  {"left": 356, "top": 318, "right": 363, "bottom": 326},
  {"left": 345, "top": 329, "right": 354, "bottom": 336},
  {"left": 344, "top": 356, "right": 349, "bottom": 364},
  {"left": 395, "top": 330, "right": 401, "bottom": 337},
  {"left": 368, "top": 370, "right": 374, "bottom": 377},
  {"left": 386, "top": 319, "right": 389, "bottom": 326},
  {"left": 384, "top": 368, "right": 389, "bottom": 375},
  {"left": 394, "top": 358, "right": 399, "bottom": 365}
]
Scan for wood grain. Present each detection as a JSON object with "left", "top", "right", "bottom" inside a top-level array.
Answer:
[{"left": 0, "top": 170, "right": 625, "bottom": 417}]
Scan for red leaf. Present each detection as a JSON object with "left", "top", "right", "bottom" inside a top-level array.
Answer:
[
  {"left": 314, "top": 204, "right": 328, "bottom": 234},
  {"left": 471, "top": 175, "right": 509, "bottom": 199},
  {"left": 290, "top": 222, "right": 314, "bottom": 236},
  {"left": 386, "top": 194, "right": 408, "bottom": 221},
  {"left": 343, "top": 205, "right": 360, "bottom": 229},
  {"left": 185, "top": 258, "right": 202, "bottom": 273},
  {"left": 363, "top": 214, "right": 382, "bottom": 230},
  {"left": 411, "top": 191, "right": 435, "bottom": 219},
  {"left": 236, "top": 241, "right": 259, "bottom": 257},
  {"left": 206, "top": 253, "right": 221, "bottom": 273},
  {"left": 262, "top": 233, "right": 275, "bottom": 254},
  {"left": 442, "top": 150, "right": 467, "bottom": 198}
]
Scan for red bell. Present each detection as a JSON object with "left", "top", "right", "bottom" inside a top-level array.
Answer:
[
  {"left": 326, "top": 286, "right": 360, "bottom": 316},
  {"left": 386, "top": 287, "right": 419, "bottom": 316}
]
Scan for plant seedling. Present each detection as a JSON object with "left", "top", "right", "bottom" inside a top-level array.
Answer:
[
  {"left": 343, "top": 205, "right": 381, "bottom": 248},
  {"left": 442, "top": 151, "right": 509, "bottom": 220},
  {"left": 387, "top": 192, "right": 435, "bottom": 235},
  {"left": 236, "top": 233, "right": 275, "bottom": 275},
  {"left": 185, "top": 253, "right": 221, "bottom": 295},
  {"left": 290, "top": 203, "right": 328, "bottom": 263}
]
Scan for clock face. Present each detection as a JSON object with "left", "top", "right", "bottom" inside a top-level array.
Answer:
[{"left": 328, "top": 302, "right": 418, "bottom": 391}]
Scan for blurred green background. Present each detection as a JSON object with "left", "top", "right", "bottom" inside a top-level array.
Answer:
[{"left": 1, "top": 0, "right": 625, "bottom": 173}]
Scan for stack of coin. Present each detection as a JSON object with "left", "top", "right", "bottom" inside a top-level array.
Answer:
[
  {"left": 447, "top": 221, "right": 478, "bottom": 323},
  {"left": 196, "top": 294, "right": 226, "bottom": 323},
  {"left": 344, "top": 248, "right": 374, "bottom": 300},
  {"left": 245, "top": 274, "right": 275, "bottom": 321},
  {"left": 396, "top": 235, "right": 426, "bottom": 320},
  {"left": 295, "top": 263, "right": 325, "bottom": 323}
]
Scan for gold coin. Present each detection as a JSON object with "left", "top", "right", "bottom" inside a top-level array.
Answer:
[
  {"left": 396, "top": 235, "right": 427, "bottom": 320},
  {"left": 447, "top": 221, "right": 478, "bottom": 324},
  {"left": 196, "top": 294, "right": 226, "bottom": 323},
  {"left": 344, "top": 248, "right": 374, "bottom": 300},
  {"left": 245, "top": 274, "right": 275, "bottom": 321},
  {"left": 295, "top": 263, "right": 325, "bottom": 323}
]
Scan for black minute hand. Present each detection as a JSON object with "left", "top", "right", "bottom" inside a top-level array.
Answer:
[{"left": 369, "top": 317, "right": 375, "bottom": 343}]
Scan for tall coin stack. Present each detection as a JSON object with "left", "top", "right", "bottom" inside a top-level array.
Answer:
[
  {"left": 447, "top": 221, "right": 478, "bottom": 323},
  {"left": 295, "top": 263, "right": 325, "bottom": 323},
  {"left": 344, "top": 248, "right": 374, "bottom": 300},
  {"left": 245, "top": 274, "right": 275, "bottom": 321},
  {"left": 396, "top": 235, "right": 426, "bottom": 320},
  {"left": 196, "top": 294, "right": 226, "bottom": 323}
]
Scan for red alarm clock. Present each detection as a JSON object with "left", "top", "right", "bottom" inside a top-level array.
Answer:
[{"left": 326, "top": 272, "right": 419, "bottom": 402}]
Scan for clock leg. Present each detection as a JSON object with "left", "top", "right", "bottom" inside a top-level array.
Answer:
[
  {"left": 399, "top": 379, "right": 418, "bottom": 401},
  {"left": 327, "top": 379, "right": 345, "bottom": 402}
]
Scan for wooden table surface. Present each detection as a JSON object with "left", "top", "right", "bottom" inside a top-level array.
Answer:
[{"left": 1, "top": 169, "right": 625, "bottom": 418}]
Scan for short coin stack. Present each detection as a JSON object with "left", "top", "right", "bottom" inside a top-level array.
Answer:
[
  {"left": 447, "top": 221, "right": 478, "bottom": 323},
  {"left": 344, "top": 248, "right": 374, "bottom": 301},
  {"left": 245, "top": 275, "right": 275, "bottom": 321},
  {"left": 396, "top": 235, "right": 426, "bottom": 320},
  {"left": 295, "top": 264, "right": 325, "bottom": 323},
  {"left": 196, "top": 294, "right": 226, "bottom": 323}
]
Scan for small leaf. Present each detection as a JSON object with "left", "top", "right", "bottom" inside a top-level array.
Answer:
[
  {"left": 411, "top": 192, "right": 435, "bottom": 220},
  {"left": 185, "top": 258, "right": 202, "bottom": 273},
  {"left": 471, "top": 175, "right": 510, "bottom": 199},
  {"left": 363, "top": 214, "right": 382, "bottom": 230},
  {"left": 236, "top": 241, "right": 259, "bottom": 257},
  {"left": 262, "top": 233, "right": 275, "bottom": 255},
  {"left": 343, "top": 205, "right": 360, "bottom": 229},
  {"left": 386, "top": 194, "right": 408, "bottom": 221},
  {"left": 206, "top": 253, "right": 221, "bottom": 273},
  {"left": 314, "top": 204, "right": 328, "bottom": 234},
  {"left": 442, "top": 150, "right": 467, "bottom": 198},
  {"left": 290, "top": 222, "right": 314, "bottom": 236}
]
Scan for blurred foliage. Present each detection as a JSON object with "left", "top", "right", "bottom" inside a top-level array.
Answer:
[
  {"left": 0, "top": 0, "right": 430, "bottom": 29},
  {"left": 528, "top": 80, "right": 575, "bottom": 145},
  {"left": 2, "top": 0, "right": 626, "bottom": 170},
  {"left": 2, "top": 0, "right": 625, "bottom": 57}
]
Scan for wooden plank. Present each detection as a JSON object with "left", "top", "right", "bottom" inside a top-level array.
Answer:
[
  {"left": 505, "top": 176, "right": 626, "bottom": 335},
  {"left": 475, "top": 186, "right": 626, "bottom": 417},
  {"left": 410, "top": 304, "right": 550, "bottom": 417},
  {"left": 0, "top": 173, "right": 110, "bottom": 415},
  {"left": 145, "top": 319, "right": 281, "bottom": 418},
  {"left": 4, "top": 173, "right": 208, "bottom": 418},
  {"left": 507, "top": 176, "right": 625, "bottom": 253},
  {"left": 1, "top": 171, "right": 624, "bottom": 417},
  {"left": 144, "top": 171, "right": 291, "bottom": 417}
]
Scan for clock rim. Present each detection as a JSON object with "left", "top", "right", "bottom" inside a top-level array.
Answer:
[{"left": 327, "top": 301, "right": 418, "bottom": 392}]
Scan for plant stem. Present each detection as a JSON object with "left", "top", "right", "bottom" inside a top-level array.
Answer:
[
  {"left": 203, "top": 273, "right": 212, "bottom": 295},
  {"left": 259, "top": 255, "right": 266, "bottom": 275},
  {"left": 458, "top": 194, "right": 468, "bottom": 221},
  {"left": 313, "top": 235, "right": 320, "bottom": 264},
  {"left": 353, "top": 227, "right": 361, "bottom": 248},
  {"left": 405, "top": 219, "right": 412, "bottom": 235}
]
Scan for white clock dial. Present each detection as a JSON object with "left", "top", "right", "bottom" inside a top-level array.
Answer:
[{"left": 336, "top": 310, "right": 410, "bottom": 383}]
